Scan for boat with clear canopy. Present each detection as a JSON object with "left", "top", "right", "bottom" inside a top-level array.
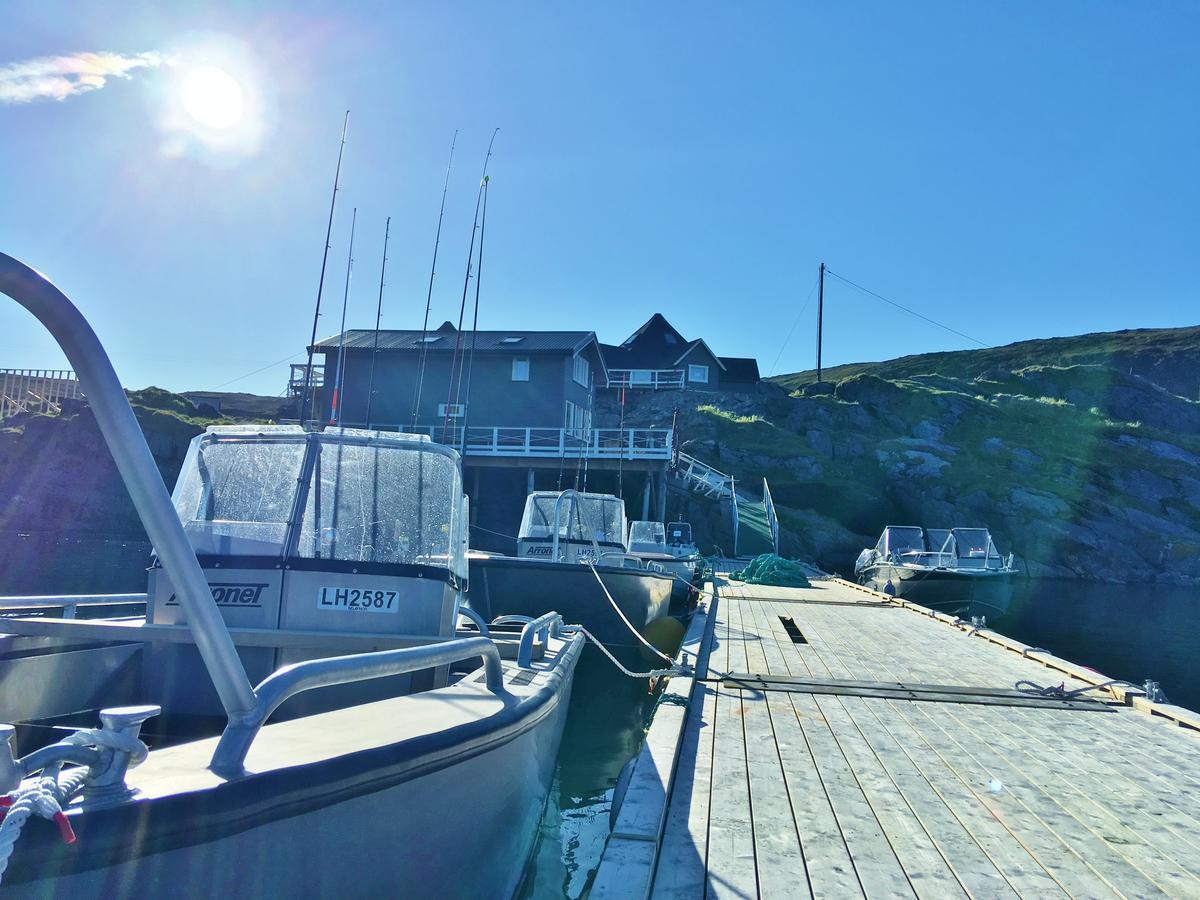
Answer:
[
  {"left": 467, "top": 491, "right": 673, "bottom": 646},
  {"left": 0, "top": 252, "right": 583, "bottom": 896},
  {"left": 626, "top": 520, "right": 699, "bottom": 602},
  {"left": 854, "top": 525, "right": 1017, "bottom": 617}
]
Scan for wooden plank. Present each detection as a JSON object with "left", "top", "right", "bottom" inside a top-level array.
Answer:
[
  {"left": 653, "top": 684, "right": 719, "bottom": 899},
  {"left": 705, "top": 683, "right": 758, "bottom": 899},
  {"left": 591, "top": 837, "right": 658, "bottom": 898}
]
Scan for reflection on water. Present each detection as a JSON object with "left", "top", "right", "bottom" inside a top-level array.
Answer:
[
  {"left": 998, "top": 578, "right": 1200, "bottom": 711},
  {"left": 519, "top": 645, "right": 668, "bottom": 898}
]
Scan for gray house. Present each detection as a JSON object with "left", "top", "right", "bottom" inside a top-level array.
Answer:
[
  {"left": 600, "top": 314, "right": 760, "bottom": 391},
  {"left": 312, "top": 321, "right": 607, "bottom": 433}
]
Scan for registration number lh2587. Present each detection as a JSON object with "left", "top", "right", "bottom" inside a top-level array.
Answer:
[{"left": 318, "top": 587, "right": 400, "bottom": 613}]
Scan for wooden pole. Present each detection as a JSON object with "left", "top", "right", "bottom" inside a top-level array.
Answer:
[{"left": 816, "top": 261, "right": 825, "bottom": 383}]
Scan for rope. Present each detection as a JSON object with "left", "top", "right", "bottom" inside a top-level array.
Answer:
[
  {"left": 1014, "top": 678, "right": 1137, "bottom": 700},
  {"left": 586, "top": 563, "right": 674, "bottom": 667},
  {"left": 0, "top": 769, "right": 87, "bottom": 883},
  {"left": 576, "top": 626, "right": 686, "bottom": 680}
]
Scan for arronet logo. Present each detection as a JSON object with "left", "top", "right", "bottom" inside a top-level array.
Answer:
[{"left": 166, "top": 582, "right": 268, "bottom": 607}]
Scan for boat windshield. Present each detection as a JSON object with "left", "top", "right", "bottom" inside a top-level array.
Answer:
[
  {"left": 519, "top": 492, "right": 627, "bottom": 545},
  {"left": 878, "top": 526, "right": 926, "bottom": 555},
  {"left": 951, "top": 528, "right": 995, "bottom": 559},
  {"left": 172, "top": 425, "right": 467, "bottom": 577},
  {"left": 667, "top": 522, "right": 693, "bottom": 545},
  {"left": 628, "top": 521, "right": 666, "bottom": 550},
  {"left": 925, "top": 528, "right": 953, "bottom": 553}
]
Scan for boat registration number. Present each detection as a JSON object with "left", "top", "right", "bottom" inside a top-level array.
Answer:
[{"left": 317, "top": 587, "right": 400, "bottom": 613}]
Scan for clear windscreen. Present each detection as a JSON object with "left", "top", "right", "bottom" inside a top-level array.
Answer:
[
  {"left": 519, "top": 492, "right": 627, "bottom": 544},
  {"left": 628, "top": 521, "right": 666, "bottom": 548}
]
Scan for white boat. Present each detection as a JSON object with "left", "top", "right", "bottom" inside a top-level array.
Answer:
[
  {"left": 626, "top": 520, "right": 698, "bottom": 603},
  {"left": 0, "top": 252, "right": 583, "bottom": 896},
  {"left": 468, "top": 491, "right": 673, "bottom": 646}
]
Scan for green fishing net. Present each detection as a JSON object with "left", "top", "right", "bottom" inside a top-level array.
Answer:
[{"left": 729, "top": 554, "right": 812, "bottom": 588}]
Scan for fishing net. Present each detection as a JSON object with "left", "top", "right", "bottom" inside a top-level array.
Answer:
[{"left": 729, "top": 554, "right": 812, "bottom": 588}]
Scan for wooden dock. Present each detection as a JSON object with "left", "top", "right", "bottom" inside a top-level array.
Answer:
[{"left": 593, "top": 568, "right": 1200, "bottom": 898}]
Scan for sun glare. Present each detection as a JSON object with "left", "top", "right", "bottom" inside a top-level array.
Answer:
[{"left": 179, "top": 65, "right": 244, "bottom": 130}]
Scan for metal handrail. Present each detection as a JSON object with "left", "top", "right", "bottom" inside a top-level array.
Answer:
[
  {"left": 0, "top": 593, "right": 147, "bottom": 620},
  {"left": 210, "top": 636, "right": 508, "bottom": 776},
  {"left": 516, "top": 612, "right": 566, "bottom": 668},
  {"left": 0, "top": 252, "right": 256, "bottom": 719}
]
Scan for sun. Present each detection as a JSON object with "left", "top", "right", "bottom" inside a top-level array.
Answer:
[{"left": 179, "top": 65, "right": 244, "bottom": 130}]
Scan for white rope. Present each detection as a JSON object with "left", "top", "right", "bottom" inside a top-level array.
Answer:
[
  {"left": 0, "top": 769, "right": 87, "bottom": 884},
  {"left": 576, "top": 626, "right": 689, "bottom": 680},
  {"left": 586, "top": 562, "right": 675, "bottom": 667},
  {"left": 61, "top": 729, "right": 148, "bottom": 767}
]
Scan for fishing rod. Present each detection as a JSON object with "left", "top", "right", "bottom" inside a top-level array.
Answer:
[
  {"left": 364, "top": 217, "right": 391, "bottom": 429},
  {"left": 442, "top": 128, "right": 499, "bottom": 445},
  {"left": 411, "top": 131, "right": 458, "bottom": 432},
  {"left": 299, "top": 110, "right": 350, "bottom": 429},
  {"left": 328, "top": 207, "right": 357, "bottom": 426},
  {"left": 457, "top": 173, "right": 490, "bottom": 458}
]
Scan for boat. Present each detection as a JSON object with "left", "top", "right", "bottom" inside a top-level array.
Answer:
[
  {"left": 854, "top": 525, "right": 1017, "bottom": 618},
  {"left": 467, "top": 491, "right": 673, "bottom": 647},
  {"left": 0, "top": 252, "right": 583, "bottom": 897},
  {"left": 626, "top": 520, "right": 698, "bottom": 603}
]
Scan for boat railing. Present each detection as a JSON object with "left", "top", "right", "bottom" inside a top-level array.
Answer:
[
  {"left": 210, "top": 636, "right": 508, "bottom": 776},
  {"left": 0, "top": 593, "right": 147, "bottom": 620},
  {"left": 515, "top": 612, "right": 569, "bottom": 668}
]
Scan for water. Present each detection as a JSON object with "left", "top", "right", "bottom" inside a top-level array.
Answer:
[{"left": 999, "top": 578, "right": 1200, "bottom": 711}]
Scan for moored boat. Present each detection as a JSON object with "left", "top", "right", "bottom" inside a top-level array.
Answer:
[
  {"left": 854, "top": 525, "right": 1017, "bottom": 618},
  {"left": 0, "top": 252, "right": 583, "bottom": 897},
  {"left": 467, "top": 491, "right": 673, "bottom": 647},
  {"left": 626, "top": 520, "right": 697, "bottom": 603}
]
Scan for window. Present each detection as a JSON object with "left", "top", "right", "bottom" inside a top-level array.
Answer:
[
  {"left": 564, "top": 400, "right": 591, "bottom": 438},
  {"left": 500, "top": 336, "right": 524, "bottom": 344},
  {"left": 512, "top": 357, "right": 530, "bottom": 381},
  {"left": 417, "top": 336, "right": 441, "bottom": 343},
  {"left": 573, "top": 354, "right": 590, "bottom": 387},
  {"left": 688, "top": 364, "right": 710, "bottom": 384},
  {"left": 438, "top": 403, "right": 465, "bottom": 418}
]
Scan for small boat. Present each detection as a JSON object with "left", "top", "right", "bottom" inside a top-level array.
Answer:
[
  {"left": 626, "top": 520, "right": 697, "bottom": 603},
  {"left": 854, "top": 525, "right": 1017, "bottom": 618},
  {"left": 0, "top": 252, "right": 583, "bottom": 897},
  {"left": 467, "top": 491, "right": 673, "bottom": 647}
]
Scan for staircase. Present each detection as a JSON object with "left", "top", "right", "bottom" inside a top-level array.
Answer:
[{"left": 672, "top": 451, "right": 780, "bottom": 558}]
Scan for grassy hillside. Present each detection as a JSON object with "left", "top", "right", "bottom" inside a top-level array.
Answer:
[{"left": 773, "top": 325, "right": 1200, "bottom": 400}]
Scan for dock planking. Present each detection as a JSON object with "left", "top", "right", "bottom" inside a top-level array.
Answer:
[{"left": 598, "top": 567, "right": 1200, "bottom": 899}]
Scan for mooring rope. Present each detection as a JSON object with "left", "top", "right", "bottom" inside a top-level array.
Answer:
[{"left": 1013, "top": 678, "right": 1140, "bottom": 700}]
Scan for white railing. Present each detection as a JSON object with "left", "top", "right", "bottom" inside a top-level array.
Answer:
[
  {"left": 607, "top": 369, "right": 685, "bottom": 390},
  {"left": 362, "top": 425, "right": 673, "bottom": 460},
  {"left": 0, "top": 368, "right": 80, "bottom": 420},
  {"left": 674, "top": 451, "right": 735, "bottom": 498},
  {"left": 762, "top": 477, "right": 780, "bottom": 555},
  {"left": 287, "top": 363, "right": 324, "bottom": 398}
]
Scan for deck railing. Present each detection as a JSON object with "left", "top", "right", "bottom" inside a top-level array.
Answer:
[
  {"left": 674, "top": 451, "right": 735, "bottom": 498},
  {"left": 287, "top": 363, "right": 324, "bottom": 399},
  {"left": 354, "top": 425, "right": 674, "bottom": 460},
  {"left": 0, "top": 368, "right": 80, "bottom": 420},
  {"left": 607, "top": 368, "right": 685, "bottom": 390},
  {"left": 762, "top": 477, "right": 780, "bottom": 555}
]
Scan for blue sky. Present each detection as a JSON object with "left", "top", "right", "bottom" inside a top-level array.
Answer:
[{"left": 2, "top": 2, "right": 1197, "bottom": 395}]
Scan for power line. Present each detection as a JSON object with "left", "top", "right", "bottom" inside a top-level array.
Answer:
[
  {"left": 824, "top": 268, "right": 989, "bottom": 349},
  {"left": 768, "top": 273, "right": 820, "bottom": 376},
  {"left": 213, "top": 351, "right": 306, "bottom": 390}
]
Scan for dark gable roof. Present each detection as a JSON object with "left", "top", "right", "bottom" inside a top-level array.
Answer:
[
  {"left": 314, "top": 328, "right": 596, "bottom": 354},
  {"left": 719, "top": 356, "right": 761, "bottom": 383}
]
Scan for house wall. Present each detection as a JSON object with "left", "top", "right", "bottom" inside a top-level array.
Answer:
[
  {"left": 676, "top": 343, "right": 723, "bottom": 391},
  {"left": 320, "top": 349, "right": 594, "bottom": 429}
]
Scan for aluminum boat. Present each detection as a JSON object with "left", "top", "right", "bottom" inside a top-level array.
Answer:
[
  {"left": 626, "top": 520, "right": 698, "bottom": 603},
  {"left": 0, "top": 252, "right": 583, "bottom": 897},
  {"left": 855, "top": 525, "right": 1017, "bottom": 618}
]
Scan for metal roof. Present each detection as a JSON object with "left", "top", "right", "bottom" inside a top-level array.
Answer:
[{"left": 314, "top": 329, "right": 597, "bottom": 354}]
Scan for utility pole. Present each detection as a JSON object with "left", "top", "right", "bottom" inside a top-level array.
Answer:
[{"left": 816, "top": 262, "right": 825, "bottom": 383}]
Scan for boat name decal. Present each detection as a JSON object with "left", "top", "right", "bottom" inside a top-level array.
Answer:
[{"left": 166, "top": 582, "right": 268, "bottom": 607}]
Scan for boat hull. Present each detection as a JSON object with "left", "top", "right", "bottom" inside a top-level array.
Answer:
[
  {"left": 468, "top": 556, "right": 673, "bottom": 646},
  {"left": 860, "top": 564, "right": 1015, "bottom": 618},
  {"left": 2, "top": 639, "right": 582, "bottom": 899}
]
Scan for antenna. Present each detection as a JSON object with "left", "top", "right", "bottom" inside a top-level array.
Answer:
[
  {"left": 411, "top": 131, "right": 458, "bottom": 431},
  {"left": 364, "top": 217, "right": 391, "bottom": 429},
  {"left": 299, "top": 110, "right": 350, "bottom": 428},
  {"left": 328, "top": 207, "right": 356, "bottom": 425}
]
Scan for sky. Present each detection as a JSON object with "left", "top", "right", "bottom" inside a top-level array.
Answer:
[{"left": 1, "top": 2, "right": 1197, "bottom": 396}]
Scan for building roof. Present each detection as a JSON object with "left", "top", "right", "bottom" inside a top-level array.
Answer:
[
  {"left": 718, "top": 356, "right": 761, "bottom": 383},
  {"left": 314, "top": 326, "right": 597, "bottom": 355}
]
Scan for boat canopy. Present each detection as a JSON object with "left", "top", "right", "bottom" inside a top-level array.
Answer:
[
  {"left": 171, "top": 425, "right": 468, "bottom": 578},
  {"left": 667, "top": 522, "right": 693, "bottom": 546},
  {"left": 874, "top": 526, "right": 926, "bottom": 556},
  {"left": 627, "top": 520, "right": 667, "bottom": 554},
  {"left": 519, "top": 491, "right": 628, "bottom": 546}
]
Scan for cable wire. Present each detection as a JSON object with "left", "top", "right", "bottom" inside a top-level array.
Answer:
[
  {"left": 768, "top": 273, "right": 820, "bottom": 376},
  {"left": 824, "top": 268, "right": 989, "bottom": 348}
]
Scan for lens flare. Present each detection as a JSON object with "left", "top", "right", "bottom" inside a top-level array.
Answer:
[{"left": 179, "top": 65, "right": 244, "bottom": 130}]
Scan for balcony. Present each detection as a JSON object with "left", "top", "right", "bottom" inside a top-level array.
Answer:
[
  {"left": 607, "top": 368, "right": 685, "bottom": 390},
  {"left": 403, "top": 425, "right": 673, "bottom": 460}
]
